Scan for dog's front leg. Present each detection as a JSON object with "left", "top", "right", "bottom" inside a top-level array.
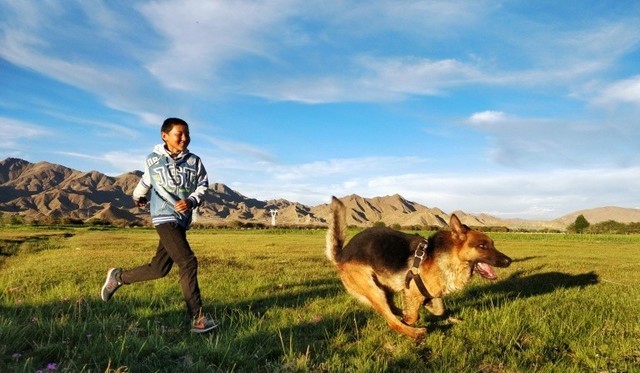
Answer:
[
  {"left": 424, "top": 297, "right": 445, "bottom": 316},
  {"left": 425, "top": 298, "right": 463, "bottom": 324},
  {"left": 401, "top": 288, "right": 424, "bottom": 325}
]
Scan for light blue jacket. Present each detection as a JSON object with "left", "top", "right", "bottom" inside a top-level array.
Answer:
[{"left": 133, "top": 144, "right": 208, "bottom": 228}]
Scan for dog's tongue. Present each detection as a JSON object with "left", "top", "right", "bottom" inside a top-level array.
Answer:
[{"left": 475, "top": 262, "right": 498, "bottom": 280}]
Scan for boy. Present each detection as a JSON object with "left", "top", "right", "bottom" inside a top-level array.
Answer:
[{"left": 101, "top": 117, "right": 218, "bottom": 333}]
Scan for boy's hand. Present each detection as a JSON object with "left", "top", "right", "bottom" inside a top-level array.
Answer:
[
  {"left": 175, "top": 199, "right": 192, "bottom": 213},
  {"left": 134, "top": 196, "right": 148, "bottom": 207}
]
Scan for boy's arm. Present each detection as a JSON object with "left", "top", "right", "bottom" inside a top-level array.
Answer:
[
  {"left": 133, "top": 164, "right": 152, "bottom": 206},
  {"left": 186, "top": 159, "right": 209, "bottom": 208}
]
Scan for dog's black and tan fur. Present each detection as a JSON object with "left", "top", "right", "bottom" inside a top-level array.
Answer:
[{"left": 325, "top": 196, "right": 511, "bottom": 339}]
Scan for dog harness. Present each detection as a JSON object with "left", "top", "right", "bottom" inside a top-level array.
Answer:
[{"left": 405, "top": 240, "right": 433, "bottom": 300}]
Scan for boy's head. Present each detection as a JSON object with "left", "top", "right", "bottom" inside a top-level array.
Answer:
[
  {"left": 161, "top": 117, "right": 190, "bottom": 155},
  {"left": 161, "top": 117, "right": 189, "bottom": 133}
]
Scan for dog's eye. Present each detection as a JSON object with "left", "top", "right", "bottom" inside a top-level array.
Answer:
[{"left": 477, "top": 243, "right": 486, "bottom": 250}]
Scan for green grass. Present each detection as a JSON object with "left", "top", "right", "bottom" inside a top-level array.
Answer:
[{"left": 1, "top": 227, "right": 639, "bottom": 372}]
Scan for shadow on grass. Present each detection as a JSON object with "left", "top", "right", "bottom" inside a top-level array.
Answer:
[
  {"left": 0, "top": 296, "right": 194, "bottom": 372},
  {"left": 210, "top": 276, "right": 386, "bottom": 371},
  {"left": 511, "top": 255, "right": 544, "bottom": 263},
  {"left": 453, "top": 270, "right": 600, "bottom": 311},
  {"left": 231, "top": 278, "right": 343, "bottom": 314},
  {"left": 0, "top": 232, "right": 73, "bottom": 257}
]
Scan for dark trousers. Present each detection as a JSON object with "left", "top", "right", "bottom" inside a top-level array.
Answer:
[{"left": 121, "top": 223, "right": 203, "bottom": 318}]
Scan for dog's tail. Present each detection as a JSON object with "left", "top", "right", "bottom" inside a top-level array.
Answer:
[{"left": 325, "top": 196, "right": 347, "bottom": 264}]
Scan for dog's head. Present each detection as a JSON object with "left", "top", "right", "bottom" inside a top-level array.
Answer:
[{"left": 449, "top": 214, "right": 511, "bottom": 280}]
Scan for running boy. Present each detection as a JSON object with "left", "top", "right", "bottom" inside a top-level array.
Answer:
[{"left": 101, "top": 117, "right": 218, "bottom": 333}]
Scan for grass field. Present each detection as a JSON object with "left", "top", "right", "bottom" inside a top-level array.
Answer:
[{"left": 1, "top": 226, "right": 639, "bottom": 372}]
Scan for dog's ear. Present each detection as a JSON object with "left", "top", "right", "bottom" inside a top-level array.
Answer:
[{"left": 449, "top": 214, "right": 468, "bottom": 242}]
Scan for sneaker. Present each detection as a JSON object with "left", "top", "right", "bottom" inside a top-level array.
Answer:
[
  {"left": 101, "top": 268, "right": 123, "bottom": 302},
  {"left": 191, "top": 313, "right": 220, "bottom": 333}
]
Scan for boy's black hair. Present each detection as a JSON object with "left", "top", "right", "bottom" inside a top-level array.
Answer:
[{"left": 161, "top": 117, "right": 189, "bottom": 133}]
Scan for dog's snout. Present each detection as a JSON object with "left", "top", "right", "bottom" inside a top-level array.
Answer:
[{"left": 499, "top": 255, "right": 512, "bottom": 267}]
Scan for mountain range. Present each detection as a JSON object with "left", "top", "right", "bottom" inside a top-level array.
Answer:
[{"left": 2, "top": 157, "right": 640, "bottom": 230}]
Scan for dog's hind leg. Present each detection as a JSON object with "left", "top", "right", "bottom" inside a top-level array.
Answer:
[
  {"left": 374, "top": 277, "right": 403, "bottom": 317},
  {"left": 339, "top": 263, "right": 426, "bottom": 339}
]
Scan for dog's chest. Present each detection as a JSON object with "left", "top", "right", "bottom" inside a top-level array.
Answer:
[{"left": 434, "top": 255, "right": 472, "bottom": 295}]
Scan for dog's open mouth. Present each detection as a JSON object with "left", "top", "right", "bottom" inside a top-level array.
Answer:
[{"left": 474, "top": 262, "right": 498, "bottom": 280}]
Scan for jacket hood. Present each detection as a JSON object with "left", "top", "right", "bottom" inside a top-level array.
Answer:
[{"left": 153, "top": 143, "right": 190, "bottom": 159}]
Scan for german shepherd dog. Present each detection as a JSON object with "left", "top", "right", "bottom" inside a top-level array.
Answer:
[{"left": 325, "top": 196, "right": 512, "bottom": 339}]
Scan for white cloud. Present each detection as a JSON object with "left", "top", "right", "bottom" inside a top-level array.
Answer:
[
  {"left": 0, "top": 3, "right": 178, "bottom": 121},
  {"left": 462, "top": 112, "right": 640, "bottom": 169},
  {"left": 200, "top": 136, "right": 276, "bottom": 163},
  {"left": 246, "top": 56, "right": 487, "bottom": 104},
  {"left": 271, "top": 156, "right": 428, "bottom": 181},
  {"left": 3, "top": 0, "right": 635, "bottom": 111},
  {"left": 593, "top": 75, "right": 640, "bottom": 106},
  {"left": 0, "top": 118, "right": 50, "bottom": 148},
  {"left": 469, "top": 111, "right": 506, "bottom": 124},
  {"left": 131, "top": 0, "right": 493, "bottom": 103},
  {"left": 0, "top": 28, "right": 137, "bottom": 99},
  {"left": 358, "top": 56, "right": 484, "bottom": 95},
  {"left": 138, "top": 0, "right": 296, "bottom": 91},
  {"left": 54, "top": 150, "right": 146, "bottom": 175}
]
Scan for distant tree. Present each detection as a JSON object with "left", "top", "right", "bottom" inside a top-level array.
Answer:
[
  {"left": 86, "top": 218, "right": 110, "bottom": 226},
  {"left": 628, "top": 222, "right": 640, "bottom": 234},
  {"left": 9, "top": 214, "right": 24, "bottom": 225},
  {"left": 113, "top": 219, "right": 130, "bottom": 228},
  {"left": 594, "top": 220, "right": 625, "bottom": 234},
  {"left": 589, "top": 220, "right": 640, "bottom": 234},
  {"left": 568, "top": 214, "right": 590, "bottom": 233},
  {"left": 227, "top": 220, "right": 243, "bottom": 229}
]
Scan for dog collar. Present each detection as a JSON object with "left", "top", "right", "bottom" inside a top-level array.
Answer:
[{"left": 405, "top": 240, "right": 433, "bottom": 300}]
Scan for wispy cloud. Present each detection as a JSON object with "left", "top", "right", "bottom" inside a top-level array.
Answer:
[
  {"left": 2, "top": 0, "right": 637, "bottom": 109},
  {"left": 55, "top": 150, "right": 146, "bottom": 175},
  {"left": 138, "top": 0, "right": 296, "bottom": 91},
  {"left": 0, "top": 118, "right": 50, "bottom": 149},
  {"left": 199, "top": 135, "right": 276, "bottom": 163},
  {"left": 0, "top": 2, "right": 178, "bottom": 121},
  {"left": 465, "top": 110, "right": 640, "bottom": 168},
  {"left": 469, "top": 111, "right": 506, "bottom": 124},
  {"left": 593, "top": 75, "right": 640, "bottom": 106},
  {"left": 271, "top": 156, "right": 429, "bottom": 181}
]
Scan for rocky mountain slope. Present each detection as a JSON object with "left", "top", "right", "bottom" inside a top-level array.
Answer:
[{"left": 1, "top": 158, "right": 638, "bottom": 229}]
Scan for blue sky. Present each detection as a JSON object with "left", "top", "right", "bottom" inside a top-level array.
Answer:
[{"left": 1, "top": 1, "right": 639, "bottom": 220}]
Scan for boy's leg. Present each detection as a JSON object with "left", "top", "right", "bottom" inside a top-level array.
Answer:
[
  {"left": 120, "top": 240, "right": 174, "bottom": 284},
  {"left": 102, "top": 240, "right": 173, "bottom": 301},
  {"left": 155, "top": 223, "right": 203, "bottom": 318}
]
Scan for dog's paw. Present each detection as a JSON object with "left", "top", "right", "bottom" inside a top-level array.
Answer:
[
  {"left": 411, "top": 327, "right": 427, "bottom": 341},
  {"left": 402, "top": 315, "right": 420, "bottom": 326}
]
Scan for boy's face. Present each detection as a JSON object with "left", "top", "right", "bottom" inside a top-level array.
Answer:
[{"left": 162, "top": 124, "right": 190, "bottom": 154}]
